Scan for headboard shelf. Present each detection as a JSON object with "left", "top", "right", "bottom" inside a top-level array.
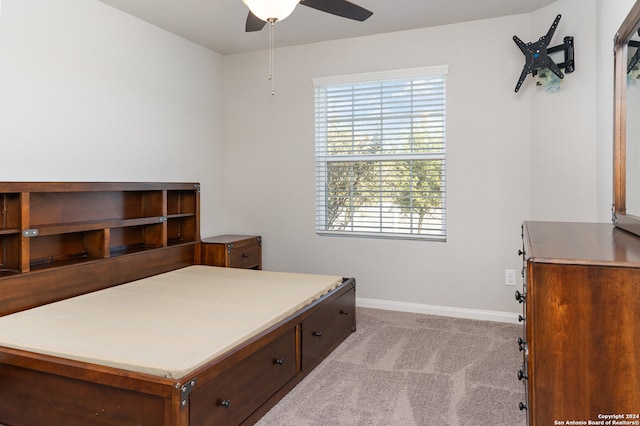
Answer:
[
  {"left": 0, "top": 182, "right": 201, "bottom": 315},
  {"left": 167, "top": 189, "right": 198, "bottom": 215},
  {"left": 30, "top": 216, "right": 170, "bottom": 235},
  {"left": 0, "top": 229, "right": 20, "bottom": 236},
  {"left": 109, "top": 243, "right": 154, "bottom": 257},
  {"left": 29, "top": 252, "right": 99, "bottom": 271}
]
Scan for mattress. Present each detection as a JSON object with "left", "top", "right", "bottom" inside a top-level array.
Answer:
[{"left": 0, "top": 265, "right": 343, "bottom": 379}]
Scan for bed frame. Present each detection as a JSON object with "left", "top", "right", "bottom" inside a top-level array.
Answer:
[{"left": 0, "top": 182, "right": 356, "bottom": 425}]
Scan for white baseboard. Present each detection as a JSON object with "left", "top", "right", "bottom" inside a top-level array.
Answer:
[{"left": 356, "top": 297, "right": 521, "bottom": 324}]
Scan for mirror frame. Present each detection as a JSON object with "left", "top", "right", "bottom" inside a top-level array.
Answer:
[{"left": 614, "top": 1, "right": 640, "bottom": 235}]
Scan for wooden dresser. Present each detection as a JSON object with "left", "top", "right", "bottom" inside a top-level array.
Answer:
[{"left": 518, "top": 222, "right": 640, "bottom": 425}]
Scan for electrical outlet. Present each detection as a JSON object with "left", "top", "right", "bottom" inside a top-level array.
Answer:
[{"left": 505, "top": 269, "right": 517, "bottom": 286}]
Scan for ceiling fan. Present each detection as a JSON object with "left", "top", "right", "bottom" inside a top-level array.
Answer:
[
  {"left": 243, "top": 0, "right": 373, "bottom": 32},
  {"left": 242, "top": 0, "right": 373, "bottom": 95}
]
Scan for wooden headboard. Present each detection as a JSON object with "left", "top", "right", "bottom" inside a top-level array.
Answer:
[{"left": 0, "top": 182, "right": 201, "bottom": 316}]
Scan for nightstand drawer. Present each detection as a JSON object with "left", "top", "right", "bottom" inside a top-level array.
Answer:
[
  {"left": 201, "top": 235, "right": 262, "bottom": 270},
  {"left": 228, "top": 242, "right": 261, "bottom": 269}
]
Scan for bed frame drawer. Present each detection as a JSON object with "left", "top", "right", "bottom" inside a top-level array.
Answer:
[
  {"left": 301, "top": 287, "right": 355, "bottom": 371},
  {"left": 189, "top": 327, "right": 296, "bottom": 425}
]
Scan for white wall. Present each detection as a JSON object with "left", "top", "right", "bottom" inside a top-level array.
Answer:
[
  {"left": 530, "top": 0, "right": 598, "bottom": 222},
  {"left": 222, "top": 15, "right": 533, "bottom": 317},
  {"left": 0, "top": 0, "right": 225, "bottom": 237}
]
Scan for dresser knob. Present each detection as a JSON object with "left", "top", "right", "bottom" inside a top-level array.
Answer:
[
  {"left": 242, "top": 253, "right": 249, "bottom": 258},
  {"left": 274, "top": 358, "right": 285, "bottom": 366},
  {"left": 220, "top": 400, "right": 231, "bottom": 409},
  {"left": 518, "top": 337, "right": 526, "bottom": 351},
  {"left": 518, "top": 249, "right": 525, "bottom": 256},
  {"left": 313, "top": 331, "right": 323, "bottom": 337},
  {"left": 517, "top": 369, "right": 528, "bottom": 381},
  {"left": 515, "top": 290, "right": 526, "bottom": 303},
  {"left": 339, "top": 310, "right": 349, "bottom": 316},
  {"left": 519, "top": 402, "right": 527, "bottom": 411},
  {"left": 518, "top": 315, "right": 525, "bottom": 322}
]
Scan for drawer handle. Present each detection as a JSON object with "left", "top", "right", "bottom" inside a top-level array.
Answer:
[
  {"left": 517, "top": 369, "right": 528, "bottom": 381},
  {"left": 518, "top": 315, "right": 525, "bottom": 322},
  {"left": 518, "top": 249, "right": 525, "bottom": 257},
  {"left": 242, "top": 253, "right": 250, "bottom": 258},
  {"left": 274, "top": 358, "right": 285, "bottom": 366},
  {"left": 220, "top": 400, "right": 231, "bottom": 409},
  {"left": 313, "top": 331, "right": 323, "bottom": 337},
  {"left": 519, "top": 402, "right": 527, "bottom": 411},
  {"left": 515, "top": 290, "right": 526, "bottom": 303},
  {"left": 339, "top": 310, "right": 349, "bottom": 316},
  {"left": 518, "top": 337, "right": 526, "bottom": 351}
]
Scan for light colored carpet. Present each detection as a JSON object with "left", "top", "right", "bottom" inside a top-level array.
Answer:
[{"left": 256, "top": 307, "right": 527, "bottom": 426}]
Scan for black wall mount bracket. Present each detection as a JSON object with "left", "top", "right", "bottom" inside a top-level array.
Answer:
[
  {"left": 513, "top": 14, "right": 575, "bottom": 92},
  {"left": 628, "top": 39, "right": 640, "bottom": 74}
]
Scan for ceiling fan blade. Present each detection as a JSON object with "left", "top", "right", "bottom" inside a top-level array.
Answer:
[
  {"left": 246, "top": 11, "right": 267, "bottom": 32},
  {"left": 300, "top": 0, "right": 373, "bottom": 22}
]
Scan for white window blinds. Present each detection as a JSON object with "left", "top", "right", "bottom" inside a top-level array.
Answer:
[{"left": 313, "top": 66, "right": 447, "bottom": 241}]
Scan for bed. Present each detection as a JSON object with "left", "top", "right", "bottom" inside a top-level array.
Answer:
[{"left": 0, "top": 182, "right": 356, "bottom": 425}]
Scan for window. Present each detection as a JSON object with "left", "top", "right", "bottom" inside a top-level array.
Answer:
[{"left": 313, "top": 66, "right": 448, "bottom": 241}]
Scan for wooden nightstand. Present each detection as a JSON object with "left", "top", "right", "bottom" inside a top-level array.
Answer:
[{"left": 201, "top": 235, "right": 262, "bottom": 270}]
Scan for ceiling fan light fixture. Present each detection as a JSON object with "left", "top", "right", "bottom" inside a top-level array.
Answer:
[{"left": 242, "top": 0, "right": 301, "bottom": 22}]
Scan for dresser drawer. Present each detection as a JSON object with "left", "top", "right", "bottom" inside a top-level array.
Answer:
[
  {"left": 189, "top": 328, "right": 296, "bottom": 425},
  {"left": 301, "top": 287, "right": 355, "bottom": 371}
]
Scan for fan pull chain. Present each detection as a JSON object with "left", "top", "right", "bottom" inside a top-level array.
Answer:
[{"left": 269, "top": 19, "right": 276, "bottom": 96}]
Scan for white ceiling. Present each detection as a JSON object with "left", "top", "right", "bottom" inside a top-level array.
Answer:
[{"left": 96, "top": 0, "right": 556, "bottom": 55}]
